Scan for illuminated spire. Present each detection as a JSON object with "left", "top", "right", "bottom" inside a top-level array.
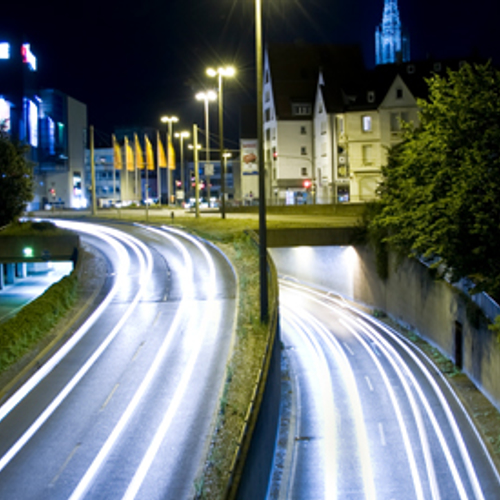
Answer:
[{"left": 375, "top": 0, "right": 410, "bottom": 65}]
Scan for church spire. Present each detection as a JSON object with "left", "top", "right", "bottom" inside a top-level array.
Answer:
[{"left": 375, "top": 0, "right": 410, "bottom": 65}]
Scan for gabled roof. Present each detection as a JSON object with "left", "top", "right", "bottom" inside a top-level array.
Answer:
[{"left": 266, "top": 42, "right": 365, "bottom": 119}]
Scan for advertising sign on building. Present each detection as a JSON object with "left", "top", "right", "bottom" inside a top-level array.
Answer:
[{"left": 241, "top": 140, "right": 258, "bottom": 173}]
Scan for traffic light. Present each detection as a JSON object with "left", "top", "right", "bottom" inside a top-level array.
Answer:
[{"left": 303, "top": 179, "right": 312, "bottom": 189}]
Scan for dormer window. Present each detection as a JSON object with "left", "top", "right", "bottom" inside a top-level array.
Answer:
[
  {"left": 292, "top": 103, "right": 312, "bottom": 116},
  {"left": 396, "top": 88, "right": 403, "bottom": 99},
  {"left": 367, "top": 91, "right": 375, "bottom": 103},
  {"left": 433, "top": 62, "right": 442, "bottom": 72},
  {"left": 407, "top": 64, "right": 415, "bottom": 74}
]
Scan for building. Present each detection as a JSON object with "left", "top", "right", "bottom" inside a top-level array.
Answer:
[
  {"left": 0, "top": 35, "right": 88, "bottom": 210},
  {"left": 375, "top": 0, "right": 410, "bottom": 65},
  {"left": 35, "top": 89, "right": 87, "bottom": 209},
  {"left": 262, "top": 42, "right": 365, "bottom": 204}
]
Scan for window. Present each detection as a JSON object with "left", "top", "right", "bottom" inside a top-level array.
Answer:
[
  {"left": 265, "top": 109, "right": 271, "bottom": 122},
  {"left": 292, "top": 103, "right": 312, "bottom": 116},
  {"left": 396, "top": 88, "right": 403, "bottom": 99},
  {"left": 265, "top": 71, "right": 269, "bottom": 83},
  {"left": 433, "top": 62, "right": 442, "bottom": 72},
  {"left": 407, "top": 64, "right": 415, "bottom": 74},
  {"left": 390, "top": 111, "right": 409, "bottom": 132},
  {"left": 301, "top": 167, "right": 307, "bottom": 176},
  {"left": 300, "top": 126, "right": 307, "bottom": 135},
  {"left": 266, "top": 128, "right": 271, "bottom": 141},
  {"left": 367, "top": 91, "right": 375, "bottom": 103},
  {"left": 362, "top": 144, "right": 373, "bottom": 165},
  {"left": 318, "top": 103, "right": 324, "bottom": 114},
  {"left": 362, "top": 115, "right": 372, "bottom": 132},
  {"left": 337, "top": 117, "right": 344, "bottom": 135},
  {"left": 320, "top": 121, "right": 327, "bottom": 135},
  {"left": 300, "top": 147, "right": 307, "bottom": 155},
  {"left": 321, "top": 142, "right": 327, "bottom": 157},
  {"left": 265, "top": 91, "right": 270, "bottom": 103}
]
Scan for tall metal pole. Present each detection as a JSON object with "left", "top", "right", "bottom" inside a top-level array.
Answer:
[
  {"left": 204, "top": 99, "right": 211, "bottom": 206},
  {"left": 90, "top": 125, "right": 97, "bottom": 216},
  {"left": 218, "top": 74, "right": 226, "bottom": 219},
  {"left": 180, "top": 135, "right": 185, "bottom": 204},
  {"left": 256, "top": 0, "right": 268, "bottom": 322},
  {"left": 193, "top": 124, "right": 200, "bottom": 218},
  {"left": 168, "top": 121, "right": 173, "bottom": 206}
]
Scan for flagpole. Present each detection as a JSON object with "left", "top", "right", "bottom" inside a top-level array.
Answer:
[{"left": 157, "top": 131, "right": 162, "bottom": 206}]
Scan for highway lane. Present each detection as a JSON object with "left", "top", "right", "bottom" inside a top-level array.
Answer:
[
  {"left": 277, "top": 279, "right": 500, "bottom": 499},
  {"left": 0, "top": 221, "right": 236, "bottom": 499}
]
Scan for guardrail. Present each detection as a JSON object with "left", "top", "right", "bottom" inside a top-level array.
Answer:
[{"left": 223, "top": 232, "right": 281, "bottom": 500}]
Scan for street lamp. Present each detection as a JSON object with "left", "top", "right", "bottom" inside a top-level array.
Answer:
[
  {"left": 188, "top": 143, "right": 202, "bottom": 200},
  {"left": 174, "top": 130, "right": 190, "bottom": 204},
  {"left": 255, "top": 0, "right": 268, "bottom": 322},
  {"left": 206, "top": 66, "right": 235, "bottom": 218},
  {"left": 160, "top": 115, "right": 179, "bottom": 205},
  {"left": 195, "top": 90, "right": 217, "bottom": 206}
]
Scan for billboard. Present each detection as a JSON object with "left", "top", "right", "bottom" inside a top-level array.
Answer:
[{"left": 241, "top": 140, "right": 258, "bottom": 173}]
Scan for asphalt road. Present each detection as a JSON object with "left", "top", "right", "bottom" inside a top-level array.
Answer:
[
  {"left": 0, "top": 221, "right": 236, "bottom": 499},
  {"left": 274, "top": 277, "right": 500, "bottom": 499}
]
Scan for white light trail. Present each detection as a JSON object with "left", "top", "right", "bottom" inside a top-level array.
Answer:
[
  {"left": 299, "top": 306, "right": 377, "bottom": 500},
  {"left": 281, "top": 306, "right": 338, "bottom": 500},
  {"left": 0, "top": 222, "right": 153, "bottom": 474},
  {"left": 121, "top": 226, "right": 218, "bottom": 500},
  {"left": 68, "top": 228, "right": 193, "bottom": 500}
]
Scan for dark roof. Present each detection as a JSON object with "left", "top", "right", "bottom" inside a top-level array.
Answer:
[
  {"left": 267, "top": 42, "right": 365, "bottom": 119},
  {"left": 320, "top": 55, "right": 490, "bottom": 114}
]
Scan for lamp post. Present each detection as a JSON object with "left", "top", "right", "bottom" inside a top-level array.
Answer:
[
  {"left": 160, "top": 115, "right": 179, "bottom": 205},
  {"left": 255, "top": 0, "right": 268, "bottom": 322},
  {"left": 188, "top": 143, "right": 202, "bottom": 201},
  {"left": 174, "top": 130, "right": 190, "bottom": 205},
  {"left": 195, "top": 90, "right": 217, "bottom": 206},
  {"left": 206, "top": 66, "right": 235, "bottom": 218}
]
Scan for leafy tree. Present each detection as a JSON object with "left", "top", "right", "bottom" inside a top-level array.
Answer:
[
  {"left": 0, "top": 127, "right": 33, "bottom": 227},
  {"left": 371, "top": 62, "right": 500, "bottom": 300}
]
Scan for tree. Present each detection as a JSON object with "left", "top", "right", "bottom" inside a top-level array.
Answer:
[
  {"left": 371, "top": 62, "right": 500, "bottom": 300},
  {"left": 0, "top": 127, "right": 33, "bottom": 227}
]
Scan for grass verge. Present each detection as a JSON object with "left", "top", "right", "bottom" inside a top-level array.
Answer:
[{"left": 0, "top": 271, "right": 78, "bottom": 374}]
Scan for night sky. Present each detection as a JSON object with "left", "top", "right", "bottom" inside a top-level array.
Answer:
[{"left": 2, "top": 0, "right": 499, "bottom": 146}]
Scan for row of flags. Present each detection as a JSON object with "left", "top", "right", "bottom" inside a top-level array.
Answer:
[{"left": 112, "top": 132, "right": 175, "bottom": 172}]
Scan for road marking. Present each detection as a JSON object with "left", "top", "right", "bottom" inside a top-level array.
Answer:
[
  {"left": 378, "top": 423, "right": 386, "bottom": 447},
  {"left": 50, "top": 443, "right": 80, "bottom": 485},
  {"left": 365, "top": 376, "right": 374, "bottom": 392},
  {"left": 100, "top": 384, "right": 119, "bottom": 411},
  {"left": 152, "top": 312, "right": 161, "bottom": 326},
  {"left": 343, "top": 342, "right": 354, "bottom": 356},
  {"left": 131, "top": 342, "right": 145, "bottom": 362}
]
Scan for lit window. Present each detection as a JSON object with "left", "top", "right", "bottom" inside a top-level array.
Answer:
[
  {"left": 0, "top": 42, "right": 10, "bottom": 59},
  {"left": 292, "top": 103, "right": 312, "bottom": 116},
  {"left": 362, "top": 115, "right": 372, "bottom": 132},
  {"left": 0, "top": 98, "right": 11, "bottom": 131}
]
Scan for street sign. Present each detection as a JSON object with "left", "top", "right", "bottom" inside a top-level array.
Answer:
[{"left": 204, "top": 163, "right": 214, "bottom": 176}]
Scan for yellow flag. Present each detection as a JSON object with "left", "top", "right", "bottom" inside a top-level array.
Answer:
[
  {"left": 168, "top": 134, "right": 176, "bottom": 170},
  {"left": 157, "top": 131, "right": 167, "bottom": 168},
  {"left": 134, "top": 133, "right": 144, "bottom": 170},
  {"left": 145, "top": 135, "right": 155, "bottom": 171},
  {"left": 112, "top": 134, "right": 122, "bottom": 170},
  {"left": 125, "top": 136, "right": 134, "bottom": 171}
]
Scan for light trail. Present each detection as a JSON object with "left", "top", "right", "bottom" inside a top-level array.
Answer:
[
  {"left": 281, "top": 279, "right": 498, "bottom": 499},
  {"left": 0, "top": 222, "right": 153, "bottom": 474},
  {"left": 121, "top": 226, "right": 218, "bottom": 500},
  {"left": 281, "top": 306, "right": 337, "bottom": 500}
]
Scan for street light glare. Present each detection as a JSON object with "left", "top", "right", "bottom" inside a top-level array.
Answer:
[
  {"left": 161, "top": 115, "right": 179, "bottom": 123},
  {"left": 175, "top": 131, "right": 190, "bottom": 138},
  {"left": 196, "top": 90, "right": 217, "bottom": 102},
  {"left": 206, "top": 68, "right": 217, "bottom": 77}
]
